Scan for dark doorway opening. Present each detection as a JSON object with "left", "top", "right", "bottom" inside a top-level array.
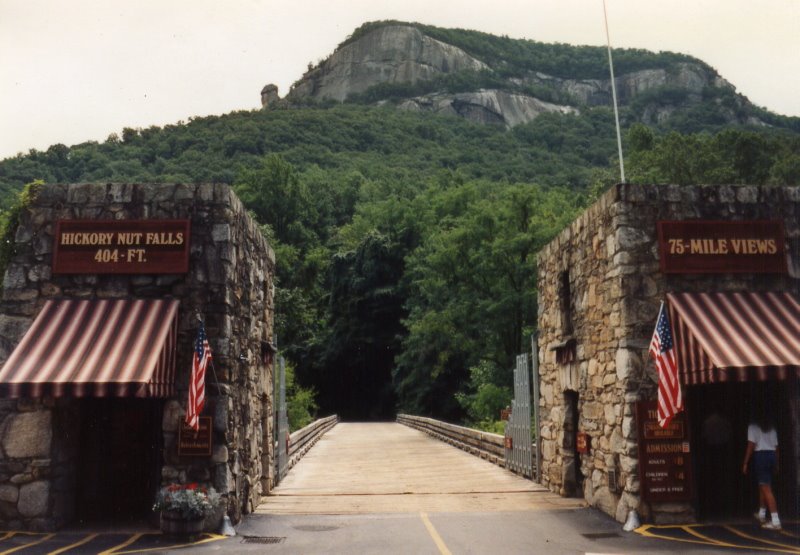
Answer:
[
  {"left": 562, "top": 390, "right": 583, "bottom": 496},
  {"left": 688, "top": 380, "right": 797, "bottom": 520},
  {"left": 76, "top": 398, "right": 162, "bottom": 525}
]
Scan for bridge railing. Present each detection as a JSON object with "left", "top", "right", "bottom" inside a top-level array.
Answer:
[
  {"left": 287, "top": 414, "right": 339, "bottom": 471},
  {"left": 397, "top": 414, "right": 505, "bottom": 468}
]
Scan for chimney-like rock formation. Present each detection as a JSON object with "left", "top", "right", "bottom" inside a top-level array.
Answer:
[{"left": 261, "top": 84, "right": 280, "bottom": 107}]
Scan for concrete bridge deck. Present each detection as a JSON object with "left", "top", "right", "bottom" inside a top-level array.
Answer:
[{"left": 257, "top": 422, "right": 585, "bottom": 514}]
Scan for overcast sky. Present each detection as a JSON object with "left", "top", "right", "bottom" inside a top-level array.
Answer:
[{"left": 1, "top": 0, "right": 798, "bottom": 160}]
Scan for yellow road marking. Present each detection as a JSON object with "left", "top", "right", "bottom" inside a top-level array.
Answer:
[
  {"left": 636, "top": 524, "right": 745, "bottom": 549},
  {"left": 636, "top": 524, "right": 800, "bottom": 554},
  {"left": 0, "top": 533, "right": 54, "bottom": 555},
  {"left": 683, "top": 525, "right": 737, "bottom": 547},
  {"left": 47, "top": 533, "right": 99, "bottom": 555},
  {"left": 0, "top": 530, "right": 226, "bottom": 555},
  {"left": 98, "top": 533, "right": 142, "bottom": 555},
  {"left": 420, "top": 512, "right": 452, "bottom": 555},
  {"left": 723, "top": 525, "right": 800, "bottom": 554},
  {"left": 114, "top": 533, "right": 227, "bottom": 554},
  {"left": 780, "top": 529, "right": 800, "bottom": 540},
  {"left": 634, "top": 524, "right": 720, "bottom": 545}
]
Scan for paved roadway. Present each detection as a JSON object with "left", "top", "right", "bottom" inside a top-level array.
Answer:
[
  {"left": 2, "top": 422, "right": 797, "bottom": 554},
  {"left": 224, "top": 423, "right": 800, "bottom": 554}
]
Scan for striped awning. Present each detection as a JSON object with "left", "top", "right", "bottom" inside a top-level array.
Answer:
[
  {"left": 667, "top": 291, "right": 800, "bottom": 384},
  {"left": 0, "top": 298, "right": 179, "bottom": 397}
]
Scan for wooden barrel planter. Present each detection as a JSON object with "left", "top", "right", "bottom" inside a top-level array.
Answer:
[{"left": 160, "top": 511, "right": 205, "bottom": 541}]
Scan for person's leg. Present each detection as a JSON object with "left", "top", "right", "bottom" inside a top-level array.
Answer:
[
  {"left": 760, "top": 484, "right": 781, "bottom": 528},
  {"left": 760, "top": 484, "right": 777, "bottom": 513},
  {"left": 755, "top": 487, "right": 767, "bottom": 521},
  {"left": 755, "top": 451, "right": 768, "bottom": 513},
  {"left": 761, "top": 451, "right": 780, "bottom": 528},
  {"left": 754, "top": 451, "right": 780, "bottom": 528}
]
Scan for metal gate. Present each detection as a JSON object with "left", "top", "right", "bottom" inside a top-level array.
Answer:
[
  {"left": 531, "top": 335, "right": 542, "bottom": 482},
  {"left": 275, "top": 355, "right": 289, "bottom": 484},
  {"left": 504, "top": 354, "right": 533, "bottom": 478}
]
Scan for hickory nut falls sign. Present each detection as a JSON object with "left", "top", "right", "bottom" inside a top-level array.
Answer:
[{"left": 53, "top": 220, "right": 190, "bottom": 274}]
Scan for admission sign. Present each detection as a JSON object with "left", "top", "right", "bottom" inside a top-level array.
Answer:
[
  {"left": 636, "top": 400, "right": 692, "bottom": 502},
  {"left": 657, "top": 220, "right": 786, "bottom": 274},
  {"left": 53, "top": 220, "right": 190, "bottom": 274}
]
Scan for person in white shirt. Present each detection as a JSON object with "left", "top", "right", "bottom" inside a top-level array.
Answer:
[{"left": 741, "top": 413, "right": 780, "bottom": 530}]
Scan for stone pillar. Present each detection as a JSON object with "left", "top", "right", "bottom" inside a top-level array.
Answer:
[{"left": 0, "top": 400, "right": 56, "bottom": 530}]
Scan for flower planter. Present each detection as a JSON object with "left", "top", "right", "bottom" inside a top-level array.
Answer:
[{"left": 160, "top": 511, "right": 205, "bottom": 541}]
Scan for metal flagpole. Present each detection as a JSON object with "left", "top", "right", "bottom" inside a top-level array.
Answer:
[{"left": 603, "top": 0, "right": 626, "bottom": 183}]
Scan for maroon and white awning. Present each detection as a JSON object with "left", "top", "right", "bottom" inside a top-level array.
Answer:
[
  {"left": 667, "top": 291, "right": 800, "bottom": 384},
  {"left": 0, "top": 298, "right": 178, "bottom": 397}
]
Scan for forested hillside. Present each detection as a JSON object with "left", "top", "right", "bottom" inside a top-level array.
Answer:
[{"left": 2, "top": 23, "right": 800, "bottom": 427}]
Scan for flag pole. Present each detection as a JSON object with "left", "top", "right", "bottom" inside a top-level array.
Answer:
[
  {"left": 208, "top": 358, "right": 222, "bottom": 394},
  {"left": 603, "top": 0, "right": 626, "bottom": 183}
]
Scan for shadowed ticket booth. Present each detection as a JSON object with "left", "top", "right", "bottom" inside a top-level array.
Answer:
[
  {"left": 667, "top": 291, "right": 800, "bottom": 520},
  {"left": 0, "top": 298, "right": 179, "bottom": 523},
  {"left": 0, "top": 184, "right": 275, "bottom": 532},
  {"left": 536, "top": 184, "right": 800, "bottom": 525}
]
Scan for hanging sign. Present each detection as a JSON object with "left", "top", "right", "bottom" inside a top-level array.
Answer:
[
  {"left": 53, "top": 219, "right": 190, "bottom": 274},
  {"left": 636, "top": 401, "right": 692, "bottom": 502},
  {"left": 657, "top": 220, "right": 786, "bottom": 274},
  {"left": 576, "top": 432, "right": 591, "bottom": 454},
  {"left": 178, "top": 417, "right": 213, "bottom": 457}
]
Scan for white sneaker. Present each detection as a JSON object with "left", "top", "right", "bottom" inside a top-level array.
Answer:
[
  {"left": 753, "top": 512, "right": 767, "bottom": 523},
  {"left": 762, "top": 521, "right": 782, "bottom": 530}
]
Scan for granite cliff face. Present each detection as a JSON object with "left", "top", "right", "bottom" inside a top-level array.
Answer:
[
  {"left": 396, "top": 90, "right": 578, "bottom": 127},
  {"left": 287, "top": 25, "right": 488, "bottom": 102},
  {"left": 269, "top": 23, "right": 762, "bottom": 129},
  {"left": 517, "top": 63, "right": 729, "bottom": 106}
]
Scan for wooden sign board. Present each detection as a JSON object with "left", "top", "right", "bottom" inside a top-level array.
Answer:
[
  {"left": 657, "top": 220, "right": 786, "bottom": 274},
  {"left": 636, "top": 401, "right": 692, "bottom": 502},
  {"left": 178, "top": 417, "right": 212, "bottom": 457},
  {"left": 53, "top": 219, "right": 190, "bottom": 274},
  {"left": 500, "top": 409, "right": 512, "bottom": 421}
]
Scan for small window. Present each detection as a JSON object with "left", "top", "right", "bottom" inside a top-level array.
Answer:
[
  {"left": 555, "top": 339, "right": 577, "bottom": 364},
  {"left": 560, "top": 270, "right": 573, "bottom": 335}
]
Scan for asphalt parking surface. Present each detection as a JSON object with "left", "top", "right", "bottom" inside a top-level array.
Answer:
[
  {"left": 0, "top": 516, "right": 797, "bottom": 553},
  {"left": 0, "top": 530, "right": 225, "bottom": 554}
]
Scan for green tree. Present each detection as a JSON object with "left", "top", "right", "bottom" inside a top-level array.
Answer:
[
  {"left": 235, "top": 155, "right": 317, "bottom": 245},
  {"left": 302, "top": 231, "right": 405, "bottom": 420},
  {"left": 394, "top": 182, "right": 581, "bottom": 419},
  {"left": 285, "top": 362, "right": 318, "bottom": 431}
]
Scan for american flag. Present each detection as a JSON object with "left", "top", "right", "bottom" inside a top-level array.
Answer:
[
  {"left": 649, "top": 301, "right": 683, "bottom": 427},
  {"left": 185, "top": 321, "right": 212, "bottom": 431}
]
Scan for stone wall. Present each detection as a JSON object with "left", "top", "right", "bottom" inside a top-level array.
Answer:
[
  {"left": 0, "top": 183, "right": 275, "bottom": 530},
  {"left": 536, "top": 183, "right": 800, "bottom": 524}
]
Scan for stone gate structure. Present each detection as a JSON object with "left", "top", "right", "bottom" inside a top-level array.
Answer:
[
  {"left": 0, "top": 183, "right": 275, "bottom": 530},
  {"left": 537, "top": 183, "right": 800, "bottom": 524}
]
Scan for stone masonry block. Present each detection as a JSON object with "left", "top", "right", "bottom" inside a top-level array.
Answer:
[
  {"left": 17, "top": 481, "right": 49, "bottom": 517},
  {"left": 2, "top": 411, "right": 52, "bottom": 458}
]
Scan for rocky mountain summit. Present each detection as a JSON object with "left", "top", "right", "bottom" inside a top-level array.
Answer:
[
  {"left": 288, "top": 25, "right": 489, "bottom": 102},
  {"left": 263, "top": 22, "right": 773, "bottom": 130}
]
